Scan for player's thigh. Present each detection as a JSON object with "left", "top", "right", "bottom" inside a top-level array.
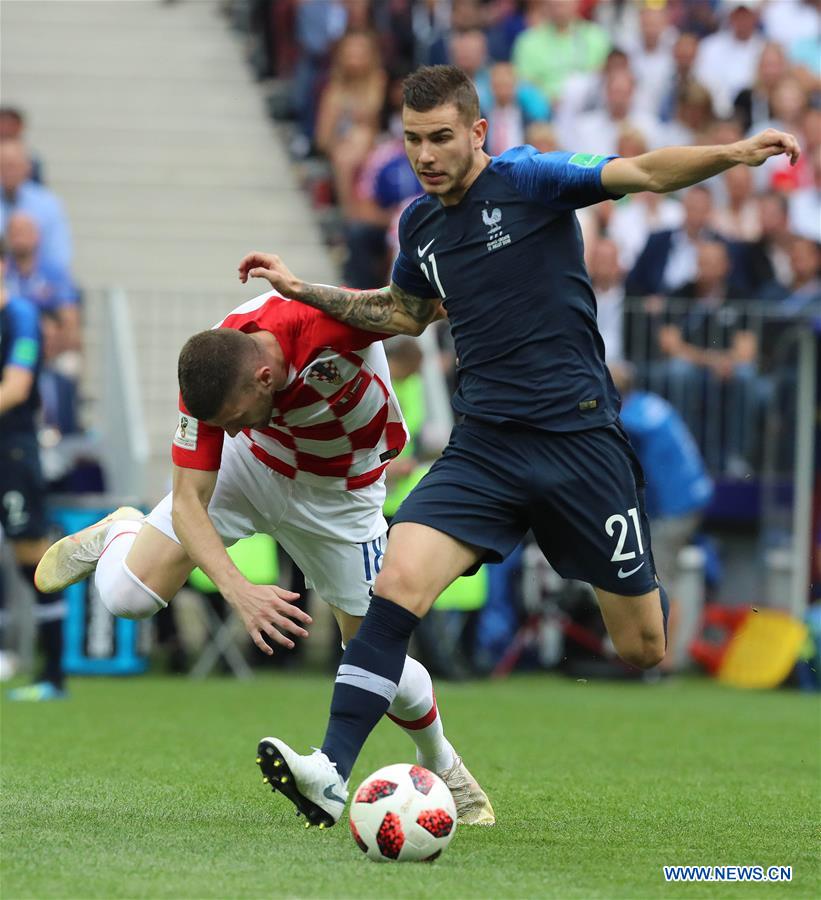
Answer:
[
  {"left": 273, "top": 525, "right": 386, "bottom": 619},
  {"left": 330, "top": 607, "right": 364, "bottom": 646},
  {"left": 0, "top": 435, "right": 48, "bottom": 544},
  {"left": 530, "top": 423, "right": 658, "bottom": 597},
  {"left": 125, "top": 517, "right": 195, "bottom": 600},
  {"left": 594, "top": 586, "right": 665, "bottom": 669},
  {"left": 374, "top": 522, "right": 484, "bottom": 616},
  {"left": 385, "top": 421, "right": 529, "bottom": 612}
]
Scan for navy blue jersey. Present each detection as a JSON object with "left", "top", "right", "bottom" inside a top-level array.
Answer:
[
  {"left": 0, "top": 295, "right": 42, "bottom": 437},
  {"left": 392, "top": 146, "right": 623, "bottom": 431}
]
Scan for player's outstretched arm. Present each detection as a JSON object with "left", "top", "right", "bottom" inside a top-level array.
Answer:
[
  {"left": 238, "top": 251, "right": 441, "bottom": 336},
  {"left": 601, "top": 128, "right": 801, "bottom": 195},
  {"left": 171, "top": 465, "right": 311, "bottom": 655}
]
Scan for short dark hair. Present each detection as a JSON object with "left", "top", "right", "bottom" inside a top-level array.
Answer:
[
  {"left": 403, "top": 65, "right": 480, "bottom": 124},
  {"left": 0, "top": 107, "right": 24, "bottom": 124},
  {"left": 177, "top": 328, "right": 256, "bottom": 421}
]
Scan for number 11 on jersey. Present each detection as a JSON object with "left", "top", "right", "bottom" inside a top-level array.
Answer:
[{"left": 420, "top": 252, "right": 446, "bottom": 299}]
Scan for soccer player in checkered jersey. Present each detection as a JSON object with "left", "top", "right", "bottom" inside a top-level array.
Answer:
[
  {"left": 35, "top": 288, "right": 494, "bottom": 827},
  {"left": 235, "top": 64, "right": 801, "bottom": 827}
]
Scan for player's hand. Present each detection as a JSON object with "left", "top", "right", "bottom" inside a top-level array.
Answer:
[
  {"left": 237, "top": 251, "right": 302, "bottom": 298},
  {"left": 226, "top": 581, "right": 311, "bottom": 655},
  {"left": 734, "top": 129, "right": 800, "bottom": 168}
]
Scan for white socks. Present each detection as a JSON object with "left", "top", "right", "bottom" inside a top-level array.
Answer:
[
  {"left": 94, "top": 520, "right": 167, "bottom": 619},
  {"left": 388, "top": 655, "right": 455, "bottom": 773}
]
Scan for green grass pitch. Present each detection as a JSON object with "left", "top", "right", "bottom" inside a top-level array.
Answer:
[{"left": 1, "top": 673, "right": 818, "bottom": 899}]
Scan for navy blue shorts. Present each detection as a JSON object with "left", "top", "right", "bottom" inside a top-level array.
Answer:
[
  {"left": 392, "top": 419, "right": 658, "bottom": 596},
  {"left": 0, "top": 434, "right": 49, "bottom": 541}
]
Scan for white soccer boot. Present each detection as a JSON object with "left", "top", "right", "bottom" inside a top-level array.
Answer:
[
  {"left": 434, "top": 753, "right": 496, "bottom": 826},
  {"left": 34, "top": 507, "right": 144, "bottom": 593},
  {"left": 257, "top": 738, "right": 348, "bottom": 828}
]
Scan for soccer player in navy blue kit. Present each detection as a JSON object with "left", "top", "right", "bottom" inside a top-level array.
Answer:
[
  {"left": 238, "top": 66, "right": 800, "bottom": 827},
  {"left": 0, "top": 240, "right": 67, "bottom": 700}
]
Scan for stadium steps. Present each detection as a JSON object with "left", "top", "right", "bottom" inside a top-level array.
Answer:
[{"left": 1, "top": 0, "right": 338, "bottom": 497}]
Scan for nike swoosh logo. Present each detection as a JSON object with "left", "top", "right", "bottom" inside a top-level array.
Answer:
[
  {"left": 618, "top": 562, "right": 645, "bottom": 579},
  {"left": 417, "top": 238, "right": 435, "bottom": 257},
  {"left": 323, "top": 783, "right": 346, "bottom": 805}
]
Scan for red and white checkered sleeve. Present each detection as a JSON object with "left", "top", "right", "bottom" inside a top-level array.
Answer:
[{"left": 170, "top": 395, "right": 224, "bottom": 471}]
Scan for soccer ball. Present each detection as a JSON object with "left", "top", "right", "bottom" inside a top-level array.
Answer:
[{"left": 349, "top": 763, "right": 457, "bottom": 862}]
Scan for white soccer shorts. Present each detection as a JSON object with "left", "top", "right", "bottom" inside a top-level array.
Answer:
[{"left": 145, "top": 435, "right": 387, "bottom": 616}]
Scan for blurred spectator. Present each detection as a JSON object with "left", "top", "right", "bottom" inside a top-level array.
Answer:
[
  {"left": 762, "top": 237, "right": 821, "bottom": 314},
  {"left": 658, "top": 31, "right": 701, "bottom": 122},
  {"left": 732, "top": 41, "right": 788, "bottom": 133},
  {"left": 0, "top": 108, "right": 43, "bottom": 183},
  {"left": 524, "top": 121, "right": 558, "bottom": 153},
  {"left": 593, "top": 0, "right": 641, "bottom": 50},
  {"left": 622, "top": 4, "right": 679, "bottom": 118},
  {"left": 448, "top": 27, "right": 493, "bottom": 111},
  {"left": 485, "top": 62, "right": 550, "bottom": 156},
  {"left": 610, "top": 360, "right": 713, "bottom": 672},
  {"left": 693, "top": 0, "right": 765, "bottom": 118},
  {"left": 590, "top": 238, "right": 625, "bottom": 361},
  {"left": 761, "top": 0, "right": 821, "bottom": 60},
  {"left": 669, "top": 239, "right": 747, "bottom": 305},
  {"left": 420, "top": 0, "right": 484, "bottom": 67},
  {"left": 560, "top": 68, "right": 663, "bottom": 153},
  {"left": 662, "top": 81, "right": 716, "bottom": 146},
  {"left": 342, "top": 74, "right": 421, "bottom": 288},
  {"left": 37, "top": 310, "right": 80, "bottom": 438},
  {"left": 711, "top": 165, "right": 761, "bottom": 241},
  {"left": 314, "top": 30, "right": 387, "bottom": 217},
  {"left": 0, "top": 140, "right": 72, "bottom": 270},
  {"left": 554, "top": 48, "right": 630, "bottom": 137},
  {"left": 753, "top": 75, "right": 812, "bottom": 191},
  {"left": 661, "top": 240, "right": 767, "bottom": 466},
  {"left": 667, "top": 0, "right": 720, "bottom": 36},
  {"left": 788, "top": 128, "right": 821, "bottom": 241},
  {"left": 609, "top": 147, "right": 685, "bottom": 271},
  {"left": 413, "top": 0, "right": 458, "bottom": 68},
  {"left": 744, "top": 190, "right": 794, "bottom": 289},
  {"left": 486, "top": 0, "right": 530, "bottom": 62},
  {"left": 512, "top": 0, "right": 610, "bottom": 103},
  {"left": 626, "top": 185, "right": 727, "bottom": 296},
  {"left": 4, "top": 212, "right": 80, "bottom": 353},
  {"left": 287, "top": 0, "right": 348, "bottom": 156}
]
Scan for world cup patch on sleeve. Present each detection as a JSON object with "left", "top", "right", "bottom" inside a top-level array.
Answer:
[
  {"left": 173, "top": 412, "right": 198, "bottom": 451},
  {"left": 568, "top": 153, "right": 606, "bottom": 169}
]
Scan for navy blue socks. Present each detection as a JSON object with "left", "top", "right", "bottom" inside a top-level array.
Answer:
[{"left": 321, "top": 596, "right": 420, "bottom": 780}]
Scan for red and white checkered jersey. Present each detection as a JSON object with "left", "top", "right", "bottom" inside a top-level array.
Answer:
[{"left": 171, "top": 291, "right": 407, "bottom": 490}]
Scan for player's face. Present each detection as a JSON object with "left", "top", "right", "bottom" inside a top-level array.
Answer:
[
  {"left": 403, "top": 103, "right": 487, "bottom": 204},
  {"left": 211, "top": 379, "right": 275, "bottom": 437}
]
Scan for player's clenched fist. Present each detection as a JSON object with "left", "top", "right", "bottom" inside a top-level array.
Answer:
[
  {"left": 226, "top": 580, "right": 312, "bottom": 655},
  {"left": 238, "top": 251, "right": 302, "bottom": 299},
  {"left": 735, "top": 128, "right": 800, "bottom": 168}
]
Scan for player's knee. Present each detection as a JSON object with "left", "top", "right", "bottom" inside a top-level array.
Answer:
[
  {"left": 96, "top": 561, "right": 166, "bottom": 620},
  {"left": 615, "top": 630, "right": 665, "bottom": 669},
  {"left": 374, "top": 564, "right": 434, "bottom": 616}
]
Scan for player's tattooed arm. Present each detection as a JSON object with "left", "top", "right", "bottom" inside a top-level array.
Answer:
[
  {"left": 295, "top": 282, "right": 440, "bottom": 336},
  {"left": 237, "top": 251, "right": 441, "bottom": 335}
]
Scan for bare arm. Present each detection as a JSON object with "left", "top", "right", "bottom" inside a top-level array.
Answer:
[
  {"left": 0, "top": 365, "right": 35, "bottom": 415},
  {"left": 171, "top": 465, "right": 310, "bottom": 655},
  {"left": 602, "top": 128, "right": 801, "bottom": 195},
  {"left": 237, "top": 251, "right": 442, "bottom": 336}
]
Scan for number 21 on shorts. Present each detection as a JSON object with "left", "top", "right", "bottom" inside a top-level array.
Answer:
[{"left": 605, "top": 507, "right": 644, "bottom": 563}]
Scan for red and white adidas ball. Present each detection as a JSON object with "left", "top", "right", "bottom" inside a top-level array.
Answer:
[{"left": 349, "top": 763, "right": 457, "bottom": 862}]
